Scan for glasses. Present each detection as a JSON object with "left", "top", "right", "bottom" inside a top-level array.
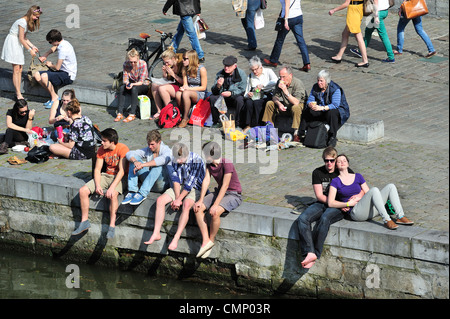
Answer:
[
  {"left": 324, "top": 158, "right": 336, "bottom": 163},
  {"left": 183, "top": 57, "right": 189, "bottom": 61},
  {"left": 129, "top": 61, "right": 138, "bottom": 64}
]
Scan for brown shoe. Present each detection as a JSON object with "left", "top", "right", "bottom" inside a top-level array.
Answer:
[
  {"left": 395, "top": 216, "right": 414, "bottom": 225},
  {"left": 263, "top": 58, "right": 278, "bottom": 67},
  {"left": 385, "top": 220, "right": 399, "bottom": 230},
  {"left": 300, "top": 64, "right": 311, "bottom": 72},
  {"left": 178, "top": 118, "right": 189, "bottom": 128}
]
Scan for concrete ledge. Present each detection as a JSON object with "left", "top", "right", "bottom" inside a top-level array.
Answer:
[
  {"left": 337, "top": 117, "right": 384, "bottom": 143},
  {"left": 0, "top": 167, "right": 448, "bottom": 298}
]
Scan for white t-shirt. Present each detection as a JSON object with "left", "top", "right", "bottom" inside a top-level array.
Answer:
[
  {"left": 57, "top": 39, "right": 77, "bottom": 81},
  {"left": 377, "top": 0, "right": 390, "bottom": 11},
  {"left": 280, "top": 0, "right": 303, "bottom": 19}
]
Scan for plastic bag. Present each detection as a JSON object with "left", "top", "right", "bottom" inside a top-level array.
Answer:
[
  {"left": 194, "top": 15, "right": 206, "bottom": 40},
  {"left": 214, "top": 95, "right": 228, "bottom": 114},
  {"left": 255, "top": 8, "right": 265, "bottom": 30}
]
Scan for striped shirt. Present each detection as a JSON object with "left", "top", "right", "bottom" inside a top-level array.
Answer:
[{"left": 168, "top": 152, "right": 205, "bottom": 192}]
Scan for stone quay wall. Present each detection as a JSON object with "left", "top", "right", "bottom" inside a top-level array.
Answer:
[{"left": 0, "top": 167, "right": 448, "bottom": 299}]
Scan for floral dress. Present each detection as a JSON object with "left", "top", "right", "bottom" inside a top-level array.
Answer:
[{"left": 68, "top": 116, "right": 96, "bottom": 160}]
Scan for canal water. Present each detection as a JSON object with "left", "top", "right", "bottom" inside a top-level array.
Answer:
[{"left": 0, "top": 248, "right": 269, "bottom": 299}]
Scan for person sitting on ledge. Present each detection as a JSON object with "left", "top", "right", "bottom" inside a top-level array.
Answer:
[
  {"left": 328, "top": 154, "right": 414, "bottom": 230},
  {"left": 121, "top": 130, "right": 172, "bottom": 206},
  {"left": 144, "top": 143, "right": 205, "bottom": 251},
  {"left": 49, "top": 98, "right": 96, "bottom": 160},
  {"left": 72, "top": 128, "right": 129, "bottom": 239},
  {"left": 193, "top": 142, "right": 242, "bottom": 259}
]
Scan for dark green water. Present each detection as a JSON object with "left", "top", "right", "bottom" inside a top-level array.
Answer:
[{"left": 0, "top": 249, "right": 267, "bottom": 299}]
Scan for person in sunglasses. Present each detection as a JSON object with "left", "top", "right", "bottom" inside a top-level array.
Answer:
[
  {"left": 296, "top": 146, "right": 358, "bottom": 269},
  {"left": 0, "top": 99, "right": 35, "bottom": 153}
]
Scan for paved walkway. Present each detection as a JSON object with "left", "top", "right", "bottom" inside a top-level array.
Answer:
[{"left": 0, "top": 0, "right": 448, "bottom": 231}]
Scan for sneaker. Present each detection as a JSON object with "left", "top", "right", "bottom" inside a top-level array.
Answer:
[
  {"left": 382, "top": 58, "right": 395, "bottom": 63},
  {"left": 121, "top": 192, "right": 134, "bottom": 205},
  {"left": 350, "top": 48, "right": 362, "bottom": 58},
  {"left": 130, "top": 193, "right": 146, "bottom": 205},
  {"left": 199, "top": 57, "right": 205, "bottom": 63},
  {"left": 72, "top": 220, "right": 91, "bottom": 235},
  {"left": 106, "top": 226, "right": 115, "bottom": 239}
]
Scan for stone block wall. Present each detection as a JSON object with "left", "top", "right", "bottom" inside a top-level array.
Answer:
[{"left": 0, "top": 167, "right": 448, "bottom": 298}]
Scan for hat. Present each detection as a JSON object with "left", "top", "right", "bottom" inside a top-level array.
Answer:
[{"left": 223, "top": 55, "right": 237, "bottom": 66}]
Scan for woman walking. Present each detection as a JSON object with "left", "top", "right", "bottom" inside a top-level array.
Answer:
[
  {"left": 263, "top": 0, "right": 311, "bottom": 72},
  {"left": 1, "top": 5, "right": 42, "bottom": 100},
  {"left": 328, "top": 0, "right": 369, "bottom": 67}
]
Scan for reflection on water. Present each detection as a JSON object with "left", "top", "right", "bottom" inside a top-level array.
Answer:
[{"left": 0, "top": 249, "right": 264, "bottom": 299}]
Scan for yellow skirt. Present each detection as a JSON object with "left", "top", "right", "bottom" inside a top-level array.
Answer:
[{"left": 346, "top": 4, "right": 363, "bottom": 34}]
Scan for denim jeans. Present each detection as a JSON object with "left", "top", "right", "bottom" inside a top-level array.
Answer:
[
  {"left": 172, "top": 15, "right": 205, "bottom": 59},
  {"left": 127, "top": 160, "right": 170, "bottom": 197},
  {"left": 297, "top": 202, "right": 344, "bottom": 259},
  {"left": 269, "top": 14, "right": 310, "bottom": 65},
  {"left": 241, "top": 0, "right": 261, "bottom": 49},
  {"left": 396, "top": 15, "right": 435, "bottom": 53}
]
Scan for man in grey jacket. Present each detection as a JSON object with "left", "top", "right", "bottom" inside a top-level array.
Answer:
[
  {"left": 209, "top": 55, "right": 247, "bottom": 128},
  {"left": 163, "top": 0, "right": 205, "bottom": 61},
  {"left": 122, "top": 130, "right": 172, "bottom": 206}
]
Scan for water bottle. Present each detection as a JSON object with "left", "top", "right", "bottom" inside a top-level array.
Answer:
[{"left": 42, "top": 128, "right": 48, "bottom": 138}]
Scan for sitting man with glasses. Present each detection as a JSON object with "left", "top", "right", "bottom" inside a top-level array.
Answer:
[{"left": 296, "top": 146, "right": 360, "bottom": 269}]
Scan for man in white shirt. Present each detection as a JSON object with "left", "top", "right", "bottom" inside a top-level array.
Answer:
[{"left": 35, "top": 29, "right": 77, "bottom": 108}]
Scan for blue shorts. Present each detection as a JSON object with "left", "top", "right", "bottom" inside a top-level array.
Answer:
[{"left": 39, "top": 70, "right": 73, "bottom": 87}]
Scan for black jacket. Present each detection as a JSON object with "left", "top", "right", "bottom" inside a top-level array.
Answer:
[{"left": 163, "top": 0, "right": 201, "bottom": 17}]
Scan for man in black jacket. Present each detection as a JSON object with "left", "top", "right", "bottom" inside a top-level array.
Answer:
[{"left": 163, "top": 0, "right": 205, "bottom": 61}]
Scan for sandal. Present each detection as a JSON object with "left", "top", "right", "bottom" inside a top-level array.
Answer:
[
  {"left": 123, "top": 114, "right": 136, "bottom": 123},
  {"left": 152, "top": 112, "right": 160, "bottom": 120},
  {"left": 114, "top": 113, "right": 124, "bottom": 122}
]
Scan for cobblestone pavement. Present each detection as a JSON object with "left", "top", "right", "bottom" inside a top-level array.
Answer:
[{"left": 0, "top": 1, "right": 448, "bottom": 231}]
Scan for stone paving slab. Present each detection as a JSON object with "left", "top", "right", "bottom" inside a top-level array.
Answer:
[{"left": 0, "top": 0, "right": 448, "bottom": 231}]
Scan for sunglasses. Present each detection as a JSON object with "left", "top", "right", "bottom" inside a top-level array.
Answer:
[
  {"left": 324, "top": 159, "right": 336, "bottom": 163},
  {"left": 183, "top": 57, "right": 189, "bottom": 61},
  {"left": 19, "top": 110, "right": 28, "bottom": 115},
  {"left": 34, "top": 7, "right": 42, "bottom": 13}
]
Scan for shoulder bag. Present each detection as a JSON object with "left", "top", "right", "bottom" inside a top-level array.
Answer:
[
  {"left": 401, "top": 0, "right": 429, "bottom": 19},
  {"left": 275, "top": 0, "right": 295, "bottom": 31}
]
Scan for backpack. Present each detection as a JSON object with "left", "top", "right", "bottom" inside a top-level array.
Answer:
[
  {"left": 248, "top": 122, "right": 280, "bottom": 145},
  {"left": 158, "top": 102, "right": 181, "bottom": 128},
  {"left": 112, "top": 71, "right": 123, "bottom": 91},
  {"left": 303, "top": 121, "right": 328, "bottom": 149},
  {"left": 25, "top": 145, "right": 51, "bottom": 163}
]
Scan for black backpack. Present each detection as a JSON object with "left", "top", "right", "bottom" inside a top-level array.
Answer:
[
  {"left": 25, "top": 145, "right": 51, "bottom": 163},
  {"left": 303, "top": 121, "right": 328, "bottom": 149}
]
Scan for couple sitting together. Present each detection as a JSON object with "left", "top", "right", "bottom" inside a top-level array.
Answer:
[{"left": 297, "top": 146, "right": 414, "bottom": 269}]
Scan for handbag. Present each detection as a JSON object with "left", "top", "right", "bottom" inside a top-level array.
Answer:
[
  {"left": 401, "top": 0, "right": 428, "bottom": 19},
  {"left": 363, "top": 0, "right": 375, "bottom": 16},
  {"left": 27, "top": 56, "right": 49, "bottom": 85},
  {"left": 189, "top": 97, "right": 211, "bottom": 127},
  {"left": 274, "top": 0, "right": 295, "bottom": 31},
  {"left": 25, "top": 145, "right": 51, "bottom": 163},
  {"left": 197, "top": 17, "right": 209, "bottom": 32},
  {"left": 193, "top": 15, "right": 206, "bottom": 40},
  {"left": 260, "top": 0, "right": 267, "bottom": 10},
  {"left": 254, "top": 8, "right": 265, "bottom": 30}
]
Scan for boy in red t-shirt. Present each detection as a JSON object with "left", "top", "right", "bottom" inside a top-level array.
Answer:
[{"left": 72, "top": 128, "right": 129, "bottom": 239}]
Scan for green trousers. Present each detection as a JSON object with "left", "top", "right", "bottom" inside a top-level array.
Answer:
[{"left": 364, "top": 9, "right": 394, "bottom": 60}]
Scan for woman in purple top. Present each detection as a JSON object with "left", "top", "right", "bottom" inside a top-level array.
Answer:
[
  {"left": 194, "top": 141, "right": 242, "bottom": 258},
  {"left": 328, "top": 154, "right": 414, "bottom": 230}
]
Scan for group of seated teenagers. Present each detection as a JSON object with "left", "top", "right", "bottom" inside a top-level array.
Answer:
[{"left": 71, "top": 128, "right": 241, "bottom": 259}]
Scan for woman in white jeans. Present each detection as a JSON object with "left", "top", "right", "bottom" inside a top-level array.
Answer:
[{"left": 328, "top": 154, "right": 414, "bottom": 230}]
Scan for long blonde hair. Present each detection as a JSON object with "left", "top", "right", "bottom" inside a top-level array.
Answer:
[
  {"left": 183, "top": 50, "right": 199, "bottom": 78},
  {"left": 25, "top": 5, "right": 42, "bottom": 32}
]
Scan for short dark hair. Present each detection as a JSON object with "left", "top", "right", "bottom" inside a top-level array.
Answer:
[
  {"left": 46, "top": 29, "right": 62, "bottom": 43},
  {"left": 101, "top": 128, "right": 119, "bottom": 144}
]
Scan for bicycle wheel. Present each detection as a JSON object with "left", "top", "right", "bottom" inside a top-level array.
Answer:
[{"left": 148, "top": 58, "right": 164, "bottom": 79}]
